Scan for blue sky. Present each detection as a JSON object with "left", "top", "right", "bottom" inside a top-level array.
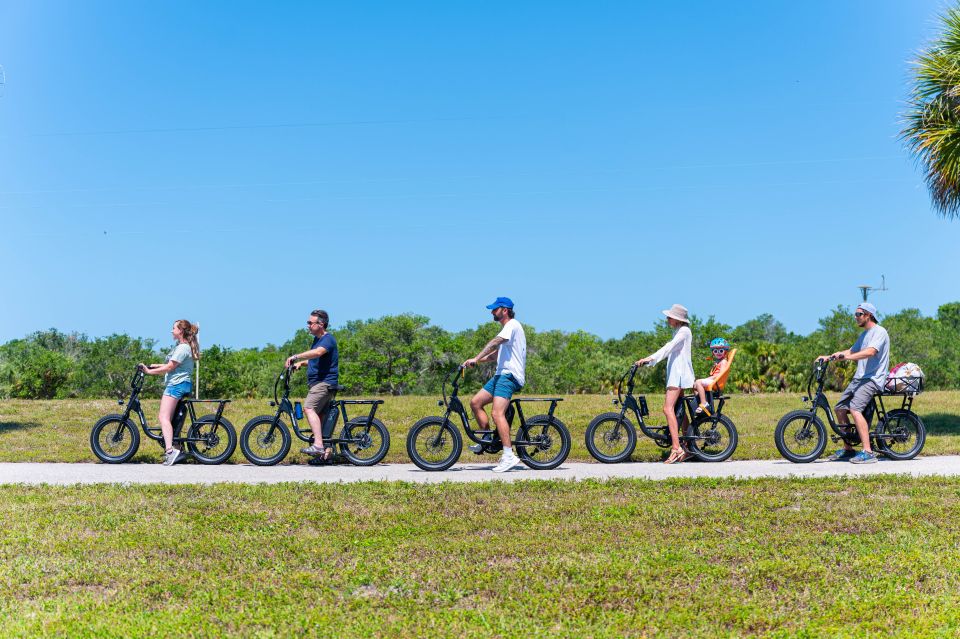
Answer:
[{"left": 1, "top": 0, "right": 958, "bottom": 348}]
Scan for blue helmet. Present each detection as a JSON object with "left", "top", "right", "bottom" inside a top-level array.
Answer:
[{"left": 709, "top": 338, "right": 730, "bottom": 350}]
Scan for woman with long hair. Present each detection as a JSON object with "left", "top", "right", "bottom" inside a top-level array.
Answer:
[
  {"left": 635, "top": 304, "right": 695, "bottom": 464},
  {"left": 139, "top": 320, "right": 200, "bottom": 465}
]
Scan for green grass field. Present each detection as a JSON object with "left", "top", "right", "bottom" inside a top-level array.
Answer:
[
  {"left": 3, "top": 476, "right": 959, "bottom": 638},
  {"left": 2, "top": 391, "right": 959, "bottom": 464}
]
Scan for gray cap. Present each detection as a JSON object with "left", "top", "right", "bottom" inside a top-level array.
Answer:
[{"left": 857, "top": 302, "right": 878, "bottom": 319}]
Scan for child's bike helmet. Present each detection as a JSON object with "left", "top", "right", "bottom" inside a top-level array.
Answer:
[{"left": 710, "top": 338, "right": 730, "bottom": 350}]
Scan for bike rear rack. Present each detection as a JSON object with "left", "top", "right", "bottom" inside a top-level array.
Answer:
[{"left": 183, "top": 398, "right": 231, "bottom": 424}]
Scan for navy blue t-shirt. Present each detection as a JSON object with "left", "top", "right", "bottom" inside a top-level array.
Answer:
[{"left": 306, "top": 333, "right": 339, "bottom": 386}]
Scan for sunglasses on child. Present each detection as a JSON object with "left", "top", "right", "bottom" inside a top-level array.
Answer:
[{"left": 711, "top": 348, "right": 728, "bottom": 354}]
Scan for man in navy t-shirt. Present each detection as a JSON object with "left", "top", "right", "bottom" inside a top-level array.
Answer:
[{"left": 286, "top": 309, "right": 339, "bottom": 460}]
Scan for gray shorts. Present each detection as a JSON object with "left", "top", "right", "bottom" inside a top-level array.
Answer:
[
  {"left": 835, "top": 379, "right": 880, "bottom": 414},
  {"left": 304, "top": 382, "right": 337, "bottom": 414}
]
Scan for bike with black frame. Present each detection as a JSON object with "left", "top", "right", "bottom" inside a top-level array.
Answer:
[
  {"left": 239, "top": 365, "right": 390, "bottom": 466},
  {"left": 90, "top": 365, "right": 236, "bottom": 464},
  {"left": 584, "top": 364, "right": 738, "bottom": 463},
  {"left": 406, "top": 365, "right": 571, "bottom": 471},
  {"left": 774, "top": 355, "right": 926, "bottom": 463}
]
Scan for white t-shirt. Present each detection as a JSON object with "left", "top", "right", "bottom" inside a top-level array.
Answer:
[{"left": 495, "top": 319, "right": 526, "bottom": 386}]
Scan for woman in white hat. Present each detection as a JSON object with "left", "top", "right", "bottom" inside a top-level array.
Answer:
[{"left": 635, "top": 304, "right": 695, "bottom": 463}]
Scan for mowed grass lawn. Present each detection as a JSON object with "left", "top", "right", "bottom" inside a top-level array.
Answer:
[
  {"left": 2, "top": 391, "right": 960, "bottom": 464},
  {"left": 3, "top": 476, "right": 959, "bottom": 638}
]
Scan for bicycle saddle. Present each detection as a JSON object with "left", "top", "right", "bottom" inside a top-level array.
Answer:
[{"left": 333, "top": 385, "right": 346, "bottom": 392}]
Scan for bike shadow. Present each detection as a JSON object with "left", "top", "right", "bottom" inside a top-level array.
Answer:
[
  {"left": 922, "top": 413, "right": 960, "bottom": 436},
  {"left": 0, "top": 421, "right": 42, "bottom": 433}
]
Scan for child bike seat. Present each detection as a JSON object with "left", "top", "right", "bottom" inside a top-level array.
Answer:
[{"left": 706, "top": 348, "right": 737, "bottom": 392}]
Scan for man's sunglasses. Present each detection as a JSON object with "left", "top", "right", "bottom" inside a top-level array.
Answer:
[{"left": 854, "top": 312, "right": 867, "bottom": 317}]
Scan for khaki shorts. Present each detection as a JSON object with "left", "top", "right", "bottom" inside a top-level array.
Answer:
[
  {"left": 835, "top": 379, "right": 880, "bottom": 414},
  {"left": 304, "top": 382, "right": 337, "bottom": 414}
]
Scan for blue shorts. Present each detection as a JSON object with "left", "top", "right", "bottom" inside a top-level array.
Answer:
[
  {"left": 163, "top": 381, "right": 192, "bottom": 399},
  {"left": 482, "top": 373, "right": 523, "bottom": 399}
]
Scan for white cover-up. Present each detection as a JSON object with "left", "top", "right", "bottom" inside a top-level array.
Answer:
[{"left": 645, "top": 325, "right": 695, "bottom": 389}]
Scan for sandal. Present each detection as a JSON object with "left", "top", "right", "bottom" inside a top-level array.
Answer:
[
  {"left": 695, "top": 403, "right": 712, "bottom": 417},
  {"left": 664, "top": 448, "right": 686, "bottom": 464}
]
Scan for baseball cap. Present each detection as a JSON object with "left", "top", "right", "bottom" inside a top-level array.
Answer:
[{"left": 485, "top": 296, "right": 514, "bottom": 310}]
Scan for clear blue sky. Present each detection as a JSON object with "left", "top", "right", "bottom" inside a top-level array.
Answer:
[{"left": 1, "top": 0, "right": 957, "bottom": 348}]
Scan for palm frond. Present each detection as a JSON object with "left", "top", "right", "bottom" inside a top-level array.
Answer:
[{"left": 901, "top": 5, "right": 960, "bottom": 218}]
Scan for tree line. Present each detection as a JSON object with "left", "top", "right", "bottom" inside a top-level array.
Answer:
[{"left": 2, "top": 303, "right": 959, "bottom": 400}]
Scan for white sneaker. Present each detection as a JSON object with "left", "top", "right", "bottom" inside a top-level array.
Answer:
[
  {"left": 162, "top": 449, "right": 183, "bottom": 466},
  {"left": 492, "top": 451, "right": 521, "bottom": 473}
]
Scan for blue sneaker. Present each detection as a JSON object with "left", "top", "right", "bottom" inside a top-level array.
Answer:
[
  {"left": 826, "top": 448, "right": 857, "bottom": 461},
  {"left": 850, "top": 450, "right": 878, "bottom": 464}
]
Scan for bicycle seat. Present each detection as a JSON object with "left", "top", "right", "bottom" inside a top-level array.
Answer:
[{"left": 333, "top": 385, "right": 346, "bottom": 392}]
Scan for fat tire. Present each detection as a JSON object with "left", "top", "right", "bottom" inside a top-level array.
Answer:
[
  {"left": 686, "top": 414, "right": 738, "bottom": 462},
  {"left": 240, "top": 415, "right": 292, "bottom": 466},
  {"left": 187, "top": 415, "right": 237, "bottom": 464},
  {"left": 584, "top": 412, "right": 637, "bottom": 463},
  {"left": 875, "top": 409, "right": 926, "bottom": 461},
  {"left": 516, "top": 415, "right": 571, "bottom": 470},
  {"left": 339, "top": 417, "right": 390, "bottom": 466},
  {"left": 90, "top": 414, "right": 140, "bottom": 463},
  {"left": 775, "top": 410, "right": 827, "bottom": 463},
  {"left": 407, "top": 416, "right": 462, "bottom": 471}
]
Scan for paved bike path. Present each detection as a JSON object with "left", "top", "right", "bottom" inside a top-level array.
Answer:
[{"left": 3, "top": 456, "right": 960, "bottom": 485}]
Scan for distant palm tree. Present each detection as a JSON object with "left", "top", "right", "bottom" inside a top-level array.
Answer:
[{"left": 902, "top": 6, "right": 960, "bottom": 219}]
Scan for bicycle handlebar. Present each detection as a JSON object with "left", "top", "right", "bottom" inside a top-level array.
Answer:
[
  {"left": 441, "top": 364, "right": 466, "bottom": 407},
  {"left": 616, "top": 364, "right": 640, "bottom": 404}
]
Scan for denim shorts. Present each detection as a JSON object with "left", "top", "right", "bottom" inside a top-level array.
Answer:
[
  {"left": 482, "top": 373, "right": 523, "bottom": 399},
  {"left": 163, "top": 381, "right": 192, "bottom": 399}
]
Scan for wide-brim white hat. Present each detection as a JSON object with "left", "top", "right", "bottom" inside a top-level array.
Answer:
[{"left": 662, "top": 304, "right": 689, "bottom": 323}]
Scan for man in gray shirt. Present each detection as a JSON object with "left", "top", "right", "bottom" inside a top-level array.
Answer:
[{"left": 817, "top": 302, "right": 890, "bottom": 464}]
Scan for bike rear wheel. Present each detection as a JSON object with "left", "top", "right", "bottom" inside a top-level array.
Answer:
[
  {"left": 584, "top": 412, "right": 637, "bottom": 463},
  {"left": 407, "top": 417, "right": 462, "bottom": 471},
  {"left": 686, "top": 414, "right": 738, "bottom": 462},
  {"left": 90, "top": 415, "right": 140, "bottom": 463},
  {"left": 187, "top": 415, "right": 237, "bottom": 464},
  {"left": 875, "top": 409, "right": 926, "bottom": 461},
  {"left": 240, "top": 416, "right": 291, "bottom": 466},
  {"left": 339, "top": 417, "right": 390, "bottom": 466},
  {"left": 517, "top": 415, "right": 571, "bottom": 470},
  {"left": 774, "top": 410, "right": 827, "bottom": 463}
]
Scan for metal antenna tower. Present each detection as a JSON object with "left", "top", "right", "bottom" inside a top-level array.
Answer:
[{"left": 857, "top": 275, "right": 888, "bottom": 302}]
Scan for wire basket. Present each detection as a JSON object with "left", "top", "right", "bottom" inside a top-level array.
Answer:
[{"left": 882, "top": 376, "right": 924, "bottom": 396}]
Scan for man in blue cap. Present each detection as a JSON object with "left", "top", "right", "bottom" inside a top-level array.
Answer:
[
  {"left": 816, "top": 302, "right": 890, "bottom": 464},
  {"left": 463, "top": 296, "right": 527, "bottom": 473}
]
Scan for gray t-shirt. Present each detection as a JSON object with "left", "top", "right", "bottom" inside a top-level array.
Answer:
[
  {"left": 164, "top": 343, "right": 194, "bottom": 386},
  {"left": 851, "top": 325, "right": 890, "bottom": 385}
]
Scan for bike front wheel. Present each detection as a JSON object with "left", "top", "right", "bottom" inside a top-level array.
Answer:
[
  {"left": 516, "top": 415, "right": 571, "bottom": 470},
  {"left": 584, "top": 412, "right": 637, "bottom": 463},
  {"left": 687, "top": 414, "right": 738, "bottom": 462},
  {"left": 339, "top": 417, "right": 390, "bottom": 466},
  {"left": 90, "top": 414, "right": 140, "bottom": 463},
  {"left": 407, "top": 417, "right": 462, "bottom": 471},
  {"left": 187, "top": 415, "right": 237, "bottom": 464},
  {"left": 240, "top": 416, "right": 291, "bottom": 466},
  {"left": 774, "top": 410, "right": 827, "bottom": 463},
  {"left": 875, "top": 409, "right": 926, "bottom": 461}
]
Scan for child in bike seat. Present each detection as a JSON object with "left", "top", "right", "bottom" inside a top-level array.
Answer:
[{"left": 694, "top": 338, "right": 734, "bottom": 416}]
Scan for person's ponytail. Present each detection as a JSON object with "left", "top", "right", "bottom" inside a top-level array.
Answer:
[{"left": 175, "top": 319, "right": 201, "bottom": 361}]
